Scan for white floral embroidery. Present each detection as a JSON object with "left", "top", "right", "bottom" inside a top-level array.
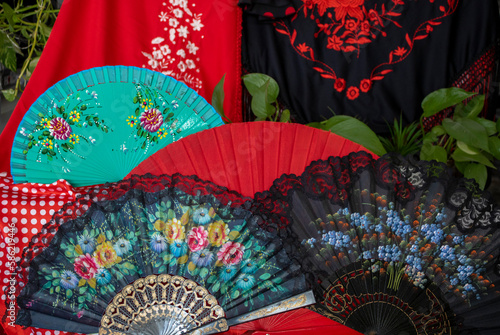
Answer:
[{"left": 143, "top": 0, "right": 203, "bottom": 90}]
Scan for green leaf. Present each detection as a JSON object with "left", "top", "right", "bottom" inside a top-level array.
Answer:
[
  {"left": 259, "top": 273, "right": 271, "bottom": 280},
  {"left": 280, "top": 109, "right": 290, "bottom": 123},
  {"left": 1, "top": 88, "right": 17, "bottom": 102},
  {"left": 442, "top": 118, "right": 489, "bottom": 152},
  {"left": 250, "top": 87, "right": 277, "bottom": 119},
  {"left": 212, "top": 281, "right": 220, "bottom": 293},
  {"left": 231, "top": 290, "right": 240, "bottom": 299},
  {"left": 456, "top": 141, "right": 480, "bottom": 155},
  {"left": 475, "top": 118, "right": 498, "bottom": 137},
  {"left": 308, "top": 116, "right": 386, "bottom": 156},
  {"left": 212, "top": 74, "right": 230, "bottom": 123},
  {"left": 462, "top": 94, "right": 485, "bottom": 119},
  {"left": 421, "top": 88, "right": 476, "bottom": 117},
  {"left": 451, "top": 148, "right": 495, "bottom": 168},
  {"left": 28, "top": 57, "right": 40, "bottom": 74},
  {"left": 420, "top": 143, "right": 448, "bottom": 163},
  {"left": 200, "top": 267, "right": 209, "bottom": 279},
  {"left": 242, "top": 73, "right": 279, "bottom": 99},
  {"left": 2, "top": 3, "right": 17, "bottom": 27},
  {"left": 66, "top": 289, "right": 73, "bottom": 299},
  {"left": 463, "top": 163, "right": 488, "bottom": 190},
  {"left": 207, "top": 275, "right": 216, "bottom": 284},
  {"left": 488, "top": 136, "right": 500, "bottom": 160},
  {"left": 105, "top": 230, "right": 113, "bottom": 240}
]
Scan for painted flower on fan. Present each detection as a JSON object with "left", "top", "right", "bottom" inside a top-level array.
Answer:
[
  {"left": 113, "top": 238, "right": 132, "bottom": 257},
  {"left": 74, "top": 254, "right": 99, "bottom": 280},
  {"left": 59, "top": 270, "right": 79, "bottom": 290},
  {"left": 69, "top": 110, "right": 80, "bottom": 122},
  {"left": 217, "top": 241, "right": 245, "bottom": 266},
  {"left": 165, "top": 218, "right": 185, "bottom": 243},
  {"left": 140, "top": 108, "right": 164, "bottom": 133},
  {"left": 157, "top": 127, "right": 168, "bottom": 139},
  {"left": 241, "top": 259, "right": 258, "bottom": 274},
  {"left": 49, "top": 117, "right": 72, "bottom": 140},
  {"left": 68, "top": 134, "right": 80, "bottom": 145},
  {"left": 219, "top": 265, "right": 238, "bottom": 281},
  {"left": 207, "top": 220, "right": 230, "bottom": 246},
  {"left": 191, "top": 249, "right": 214, "bottom": 267},
  {"left": 187, "top": 226, "right": 209, "bottom": 252},
  {"left": 77, "top": 231, "right": 96, "bottom": 254},
  {"left": 95, "top": 268, "right": 112, "bottom": 285},
  {"left": 170, "top": 240, "right": 188, "bottom": 257},
  {"left": 193, "top": 207, "right": 211, "bottom": 225},
  {"left": 40, "top": 118, "right": 51, "bottom": 128},
  {"left": 150, "top": 232, "right": 168, "bottom": 253},
  {"left": 127, "top": 115, "right": 138, "bottom": 127},
  {"left": 41, "top": 139, "right": 53, "bottom": 150},
  {"left": 94, "top": 241, "right": 122, "bottom": 268},
  {"left": 236, "top": 274, "right": 256, "bottom": 291}
]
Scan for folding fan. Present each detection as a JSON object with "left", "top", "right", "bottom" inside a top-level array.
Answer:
[
  {"left": 128, "top": 121, "right": 376, "bottom": 197},
  {"left": 260, "top": 151, "right": 500, "bottom": 334},
  {"left": 15, "top": 173, "right": 313, "bottom": 334},
  {"left": 10, "top": 65, "right": 223, "bottom": 187}
]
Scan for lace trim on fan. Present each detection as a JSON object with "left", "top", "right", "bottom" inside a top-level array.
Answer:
[{"left": 257, "top": 151, "right": 500, "bottom": 234}]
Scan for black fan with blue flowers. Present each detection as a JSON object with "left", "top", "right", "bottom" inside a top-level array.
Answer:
[
  {"left": 260, "top": 151, "right": 500, "bottom": 334},
  {"left": 15, "top": 173, "right": 313, "bottom": 334}
]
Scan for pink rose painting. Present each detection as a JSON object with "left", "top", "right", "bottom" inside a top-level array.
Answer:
[
  {"left": 217, "top": 241, "right": 245, "bottom": 266},
  {"left": 140, "top": 108, "right": 164, "bottom": 132},
  {"left": 49, "top": 117, "right": 72, "bottom": 140},
  {"left": 187, "top": 226, "right": 209, "bottom": 252},
  {"left": 74, "top": 253, "right": 99, "bottom": 280}
]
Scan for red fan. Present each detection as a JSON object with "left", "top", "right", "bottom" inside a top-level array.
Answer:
[{"left": 128, "top": 121, "right": 377, "bottom": 197}]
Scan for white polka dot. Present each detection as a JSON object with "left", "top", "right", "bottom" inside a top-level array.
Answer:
[
  {"left": 22, "top": 228, "right": 27, "bottom": 233},
  {"left": 0, "top": 172, "right": 6, "bottom": 177},
  {"left": 49, "top": 201, "right": 55, "bottom": 206},
  {"left": 30, "top": 200, "right": 37, "bottom": 206},
  {"left": 11, "top": 194, "right": 17, "bottom": 198},
  {"left": 31, "top": 219, "right": 37, "bottom": 225},
  {"left": 21, "top": 201, "right": 27, "bottom": 205},
  {"left": 41, "top": 218, "right": 47, "bottom": 225},
  {"left": 48, "top": 210, "right": 55, "bottom": 216},
  {"left": 2, "top": 217, "right": 7, "bottom": 223},
  {"left": 2, "top": 279, "right": 8, "bottom": 284},
  {"left": 1, "top": 208, "right": 7, "bottom": 214},
  {"left": 45, "top": 331, "right": 51, "bottom": 335},
  {"left": 31, "top": 189, "right": 38, "bottom": 194},
  {"left": 56, "top": 187, "right": 63, "bottom": 191},
  {"left": 22, "top": 237, "right": 28, "bottom": 243},
  {"left": 21, "top": 196, "right": 27, "bottom": 200},
  {"left": 30, "top": 209, "right": 37, "bottom": 215},
  {"left": 1, "top": 295, "right": 5, "bottom": 300},
  {"left": 21, "top": 218, "right": 27, "bottom": 224},
  {"left": 12, "top": 187, "right": 18, "bottom": 192},
  {"left": 21, "top": 208, "right": 27, "bottom": 215},
  {"left": 0, "top": 251, "right": 3, "bottom": 257},
  {"left": 31, "top": 228, "right": 38, "bottom": 234},
  {"left": 40, "top": 200, "right": 46, "bottom": 206},
  {"left": 10, "top": 208, "right": 17, "bottom": 214},
  {"left": 36, "top": 332, "right": 42, "bottom": 335},
  {"left": 58, "top": 201, "right": 65, "bottom": 206},
  {"left": 2, "top": 227, "right": 8, "bottom": 234},
  {"left": 11, "top": 200, "right": 17, "bottom": 205},
  {"left": 1, "top": 194, "right": 7, "bottom": 198},
  {"left": 40, "top": 209, "right": 46, "bottom": 215},
  {"left": 22, "top": 187, "right": 29, "bottom": 193},
  {"left": 1, "top": 200, "right": 7, "bottom": 205}
]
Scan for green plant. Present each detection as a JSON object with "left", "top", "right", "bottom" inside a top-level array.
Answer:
[
  {"left": 379, "top": 116, "right": 422, "bottom": 156},
  {"left": 0, "top": 0, "right": 59, "bottom": 101},
  {"left": 420, "top": 87, "right": 500, "bottom": 189}
]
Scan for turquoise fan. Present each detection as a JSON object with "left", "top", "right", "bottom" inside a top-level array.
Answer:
[
  {"left": 260, "top": 152, "right": 500, "bottom": 334},
  {"left": 15, "top": 173, "right": 313, "bottom": 334},
  {"left": 10, "top": 66, "right": 223, "bottom": 187}
]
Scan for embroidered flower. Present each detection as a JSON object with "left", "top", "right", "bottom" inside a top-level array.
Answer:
[
  {"left": 77, "top": 231, "right": 96, "bottom": 254},
  {"left": 94, "top": 241, "right": 121, "bottom": 268},
  {"left": 161, "top": 44, "right": 171, "bottom": 55},
  {"left": 95, "top": 268, "right": 112, "bottom": 285},
  {"left": 153, "top": 49, "right": 163, "bottom": 60},
  {"left": 360, "top": 79, "right": 372, "bottom": 93},
  {"left": 178, "top": 61, "right": 187, "bottom": 72},
  {"left": 173, "top": 8, "right": 183, "bottom": 18},
  {"left": 177, "top": 26, "right": 189, "bottom": 38},
  {"left": 49, "top": 117, "right": 72, "bottom": 140},
  {"left": 219, "top": 265, "right": 238, "bottom": 281},
  {"left": 41, "top": 139, "right": 53, "bottom": 150},
  {"left": 159, "top": 11, "right": 168, "bottom": 22},
  {"left": 360, "top": 20, "right": 371, "bottom": 33},
  {"left": 185, "top": 59, "right": 195, "bottom": 69},
  {"left": 140, "top": 108, "right": 164, "bottom": 133},
  {"left": 191, "top": 250, "right": 214, "bottom": 267},
  {"left": 127, "top": 115, "right": 138, "bottom": 127},
  {"left": 165, "top": 218, "right": 185, "bottom": 243},
  {"left": 217, "top": 241, "right": 245, "bottom": 266},
  {"left": 151, "top": 232, "right": 168, "bottom": 253},
  {"left": 187, "top": 41, "right": 199, "bottom": 55},
  {"left": 327, "top": 35, "right": 343, "bottom": 51},
  {"left": 334, "top": 78, "right": 346, "bottom": 92},
  {"left": 69, "top": 134, "right": 79, "bottom": 145},
  {"left": 330, "top": 0, "right": 365, "bottom": 21},
  {"left": 187, "top": 226, "right": 209, "bottom": 252},
  {"left": 346, "top": 86, "right": 360, "bottom": 100},
  {"left": 40, "top": 118, "right": 51, "bottom": 128},
  {"left": 69, "top": 110, "right": 80, "bottom": 122},
  {"left": 345, "top": 19, "right": 359, "bottom": 31},
  {"left": 394, "top": 46, "right": 407, "bottom": 57},
  {"left": 74, "top": 254, "right": 99, "bottom": 280},
  {"left": 193, "top": 208, "right": 211, "bottom": 225},
  {"left": 236, "top": 274, "right": 256, "bottom": 291},
  {"left": 170, "top": 240, "right": 188, "bottom": 257},
  {"left": 191, "top": 18, "right": 204, "bottom": 31},
  {"left": 60, "top": 270, "right": 79, "bottom": 289},
  {"left": 169, "top": 18, "right": 179, "bottom": 28},
  {"left": 298, "top": 43, "right": 309, "bottom": 54},
  {"left": 113, "top": 238, "right": 132, "bottom": 257},
  {"left": 207, "top": 220, "right": 230, "bottom": 246}
]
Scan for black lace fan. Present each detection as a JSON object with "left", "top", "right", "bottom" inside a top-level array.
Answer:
[
  {"left": 14, "top": 174, "right": 313, "bottom": 334},
  {"left": 260, "top": 151, "right": 500, "bottom": 334}
]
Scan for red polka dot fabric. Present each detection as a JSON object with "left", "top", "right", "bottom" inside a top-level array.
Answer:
[{"left": 0, "top": 172, "right": 83, "bottom": 335}]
